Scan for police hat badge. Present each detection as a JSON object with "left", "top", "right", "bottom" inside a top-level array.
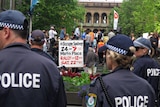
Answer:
[{"left": 86, "top": 93, "right": 97, "bottom": 107}]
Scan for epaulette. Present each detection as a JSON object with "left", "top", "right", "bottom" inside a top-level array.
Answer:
[
  {"left": 90, "top": 76, "right": 99, "bottom": 86},
  {"left": 90, "top": 73, "right": 109, "bottom": 86}
]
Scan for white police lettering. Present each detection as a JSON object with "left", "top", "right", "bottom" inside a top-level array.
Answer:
[
  {"left": 147, "top": 68, "right": 160, "bottom": 76},
  {"left": 115, "top": 96, "right": 148, "bottom": 107},
  {"left": 0, "top": 73, "right": 40, "bottom": 88}
]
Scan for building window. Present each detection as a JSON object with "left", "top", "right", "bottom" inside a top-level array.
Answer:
[
  {"left": 94, "top": 13, "right": 99, "bottom": 24},
  {"left": 101, "top": 13, "right": 107, "bottom": 24},
  {"left": 86, "top": 12, "right": 91, "bottom": 23}
]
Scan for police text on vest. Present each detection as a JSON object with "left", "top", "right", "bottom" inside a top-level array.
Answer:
[
  {"left": 0, "top": 73, "right": 40, "bottom": 88},
  {"left": 115, "top": 96, "right": 148, "bottom": 107}
]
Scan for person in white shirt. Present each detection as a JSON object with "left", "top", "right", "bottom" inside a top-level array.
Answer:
[
  {"left": 74, "top": 25, "right": 80, "bottom": 39},
  {"left": 48, "top": 26, "right": 57, "bottom": 40},
  {"left": 48, "top": 26, "right": 57, "bottom": 52}
]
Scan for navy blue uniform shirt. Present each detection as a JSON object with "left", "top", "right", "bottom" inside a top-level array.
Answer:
[
  {"left": 0, "top": 43, "right": 67, "bottom": 107},
  {"left": 31, "top": 48, "right": 56, "bottom": 63},
  {"left": 133, "top": 55, "right": 160, "bottom": 104},
  {"left": 87, "top": 68, "right": 156, "bottom": 107}
]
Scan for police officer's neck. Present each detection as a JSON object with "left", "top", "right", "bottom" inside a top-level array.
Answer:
[
  {"left": 4, "top": 37, "right": 27, "bottom": 48},
  {"left": 31, "top": 45, "right": 43, "bottom": 50}
]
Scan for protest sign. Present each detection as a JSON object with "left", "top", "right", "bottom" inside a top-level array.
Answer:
[{"left": 59, "top": 40, "right": 84, "bottom": 67}]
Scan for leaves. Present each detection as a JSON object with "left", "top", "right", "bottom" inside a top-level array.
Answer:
[
  {"left": 113, "top": 0, "right": 160, "bottom": 36},
  {"left": 61, "top": 71, "right": 100, "bottom": 92},
  {"left": 16, "top": 0, "right": 85, "bottom": 34}
]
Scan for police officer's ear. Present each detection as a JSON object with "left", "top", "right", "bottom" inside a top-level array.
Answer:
[
  {"left": 143, "top": 48, "right": 149, "bottom": 55},
  {"left": 149, "top": 48, "right": 155, "bottom": 57},
  {"left": 1, "top": 27, "right": 11, "bottom": 39}
]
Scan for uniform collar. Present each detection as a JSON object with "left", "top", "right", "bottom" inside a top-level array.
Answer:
[
  {"left": 112, "top": 66, "right": 130, "bottom": 73},
  {"left": 31, "top": 48, "right": 43, "bottom": 52},
  {"left": 4, "top": 43, "right": 30, "bottom": 49}
]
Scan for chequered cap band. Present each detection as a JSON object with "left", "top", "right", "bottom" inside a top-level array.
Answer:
[
  {"left": 0, "top": 22, "right": 24, "bottom": 30},
  {"left": 106, "top": 44, "right": 128, "bottom": 55}
]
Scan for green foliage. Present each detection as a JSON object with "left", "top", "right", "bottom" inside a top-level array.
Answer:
[
  {"left": 15, "top": 0, "right": 85, "bottom": 35},
  {"left": 63, "top": 72, "right": 91, "bottom": 92},
  {"left": 112, "top": 0, "right": 160, "bottom": 36}
]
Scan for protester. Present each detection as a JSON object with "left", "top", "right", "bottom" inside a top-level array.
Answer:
[
  {"left": 48, "top": 25, "right": 57, "bottom": 41},
  {"left": 0, "top": 10, "right": 66, "bottom": 107},
  {"left": 86, "top": 34, "right": 155, "bottom": 107},
  {"left": 108, "top": 29, "right": 115, "bottom": 39},
  {"left": 30, "top": 29, "right": 56, "bottom": 63},
  {"left": 84, "top": 47, "right": 99, "bottom": 75},
  {"left": 84, "top": 30, "right": 91, "bottom": 58},
  {"left": 59, "top": 27, "right": 66, "bottom": 40},
  {"left": 150, "top": 32, "right": 159, "bottom": 57},
  {"left": 133, "top": 37, "right": 160, "bottom": 106},
  {"left": 97, "top": 39, "right": 105, "bottom": 64},
  {"left": 74, "top": 25, "right": 80, "bottom": 39},
  {"left": 48, "top": 25, "right": 57, "bottom": 52}
]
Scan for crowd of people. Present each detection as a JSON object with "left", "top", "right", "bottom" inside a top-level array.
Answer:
[{"left": 0, "top": 9, "right": 159, "bottom": 107}]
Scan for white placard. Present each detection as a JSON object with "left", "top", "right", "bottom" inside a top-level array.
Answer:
[{"left": 59, "top": 40, "right": 84, "bottom": 67}]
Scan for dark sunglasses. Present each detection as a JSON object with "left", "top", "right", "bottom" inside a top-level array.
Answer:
[{"left": 135, "top": 47, "right": 144, "bottom": 51}]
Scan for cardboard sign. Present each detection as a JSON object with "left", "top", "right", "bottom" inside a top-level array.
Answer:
[{"left": 59, "top": 40, "right": 84, "bottom": 67}]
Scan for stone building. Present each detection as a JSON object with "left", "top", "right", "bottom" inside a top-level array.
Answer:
[{"left": 78, "top": 0, "right": 121, "bottom": 33}]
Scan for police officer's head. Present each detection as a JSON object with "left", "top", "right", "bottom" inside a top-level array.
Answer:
[
  {"left": 133, "top": 37, "right": 153, "bottom": 57},
  {"left": 99, "top": 34, "right": 136, "bottom": 70},
  {"left": 0, "top": 10, "right": 28, "bottom": 49}
]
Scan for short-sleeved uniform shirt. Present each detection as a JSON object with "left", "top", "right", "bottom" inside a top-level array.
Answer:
[
  {"left": 0, "top": 43, "right": 66, "bottom": 107},
  {"left": 87, "top": 67, "right": 156, "bottom": 107}
]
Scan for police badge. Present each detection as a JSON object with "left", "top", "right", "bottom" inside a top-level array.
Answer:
[{"left": 86, "top": 93, "right": 97, "bottom": 107}]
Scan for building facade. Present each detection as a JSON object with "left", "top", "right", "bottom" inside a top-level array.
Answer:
[{"left": 79, "top": 1, "right": 121, "bottom": 32}]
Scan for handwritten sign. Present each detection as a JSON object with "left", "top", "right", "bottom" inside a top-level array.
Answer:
[{"left": 59, "top": 40, "right": 84, "bottom": 67}]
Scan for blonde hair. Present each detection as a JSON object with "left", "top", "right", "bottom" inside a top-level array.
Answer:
[{"left": 107, "top": 46, "right": 136, "bottom": 68}]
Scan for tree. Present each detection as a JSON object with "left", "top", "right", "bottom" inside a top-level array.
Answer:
[
  {"left": 110, "top": 0, "right": 160, "bottom": 37},
  {"left": 16, "top": 0, "right": 85, "bottom": 35}
]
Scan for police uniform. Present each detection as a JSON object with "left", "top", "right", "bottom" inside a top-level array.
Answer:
[
  {"left": 87, "top": 67, "right": 156, "bottom": 107},
  {"left": 0, "top": 43, "right": 67, "bottom": 107},
  {"left": 133, "top": 55, "right": 160, "bottom": 105}
]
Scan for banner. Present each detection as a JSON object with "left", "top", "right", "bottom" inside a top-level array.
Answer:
[
  {"left": 29, "top": 0, "right": 39, "bottom": 14},
  {"left": 113, "top": 10, "right": 119, "bottom": 30},
  {"left": 59, "top": 40, "right": 84, "bottom": 67}
]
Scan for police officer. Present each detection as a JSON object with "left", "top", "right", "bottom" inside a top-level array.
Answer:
[
  {"left": 86, "top": 34, "right": 155, "bottom": 107},
  {"left": 0, "top": 10, "right": 66, "bottom": 107},
  {"left": 133, "top": 37, "right": 160, "bottom": 106},
  {"left": 30, "top": 29, "right": 56, "bottom": 63}
]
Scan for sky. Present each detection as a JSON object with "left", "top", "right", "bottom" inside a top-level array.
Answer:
[{"left": 78, "top": 0, "right": 123, "bottom": 3}]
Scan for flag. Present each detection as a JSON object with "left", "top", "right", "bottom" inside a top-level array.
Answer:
[
  {"left": 29, "top": 0, "right": 39, "bottom": 15},
  {"left": 113, "top": 10, "right": 119, "bottom": 30}
]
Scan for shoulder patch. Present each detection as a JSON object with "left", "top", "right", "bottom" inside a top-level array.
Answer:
[{"left": 86, "top": 93, "right": 97, "bottom": 107}]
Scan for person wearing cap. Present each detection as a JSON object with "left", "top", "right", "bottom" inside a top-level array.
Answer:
[
  {"left": 0, "top": 10, "right": 66, "bottom": 107},
  {"left": 132, "top": 37, "right": 160, "bottom": 106},
  {"left": 86, "top": 34, "right": 155, "bottom": 107},
  {"left": 30, "top": 29, "right": 56, "bottom": 63}
]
